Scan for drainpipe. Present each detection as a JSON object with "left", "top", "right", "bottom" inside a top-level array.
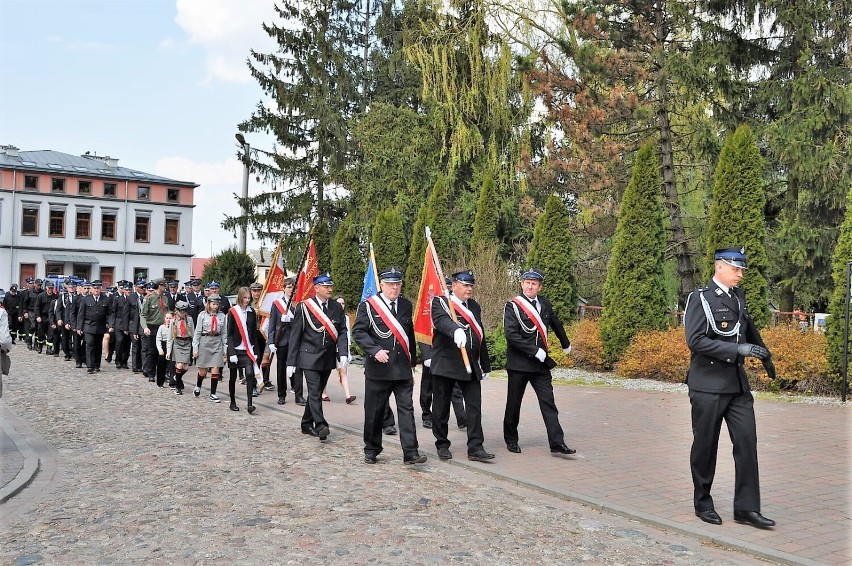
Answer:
[
  {"left": 9, "top": 169, "right": 17, "bottom": 282},
  {"left": 123, "top": 179, "right": 129, "bottom": 277}
]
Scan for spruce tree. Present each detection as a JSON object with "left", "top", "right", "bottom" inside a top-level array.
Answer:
[
  {"left": 472, "top": 173, "right": 498, "bottom": 246},
  {"left": 527, "top": 194, "right": 578, "bottom": 324},
  {"left": 826, "top": 185, "right": 852, "bottom": 376},
  {"left": 424, "top": 175, "right": 455, "bottom": 264},
  {"left": 201, "top": 247, "right": 256, "bottom": 296},
  {"left": 705, "top": 125, "right": 770, "bottom": 328},
  {"left": 314, "top": 221, "right": 333, "bottom": 275},
  {"left": 331, "top": 217, "right": 364, "bottom": 308},
  {"left": 372, "top": 207, "right": 408, "bottom": 271},
  {"left": 599, "top": 142, "right": 668, "bottom": 364},
  {"left": 405, "top": 203, "right": 429, "bottom": 296}
]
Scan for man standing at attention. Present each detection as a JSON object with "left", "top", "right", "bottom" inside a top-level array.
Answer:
[
  {"left": 353, "top": 267, "right": 425, "bottom": 465},
  {"left": 684, "top": 246, "right": 776, "bottom": 529},
  {"left": 502, "top": 269, "right": 575, "bottom": 455}
]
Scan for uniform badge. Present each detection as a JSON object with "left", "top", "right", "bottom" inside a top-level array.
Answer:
[
  {"left": 720, "top": 322, "right": 728, "bottom": 329},
  {"left": 715, "top": 288, "right": 723, "bottom": 296}
]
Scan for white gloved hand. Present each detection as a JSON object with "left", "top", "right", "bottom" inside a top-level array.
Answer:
[
  {"left": 339, "top": 356, "right": 348, "bottom": 368},
  {"left": 229, "top": 355, "right": 238, "bottom": 364},
  {"left": 563, "top": 345, "right": 572, "bottom": 355},
  {"left": 283, "top": 314, "right": 293, "bottom": 322},
  {"left": 453, "top": 328, "right": 466, "bottom": 348},
  {"left": 423, "top": 359, "right": 431, "bottom": 368},
  {"left": 481, "top": 372, "right": 489, "bottom": 380},
  {"left": 286, "top": 366, "right": 296, "bottom": 379},
  {"left": 535, "top": 348, "right": 547, "bottom": 362},
  {"left": 268, "top": 344, "right": 277, "bottom": 354}
]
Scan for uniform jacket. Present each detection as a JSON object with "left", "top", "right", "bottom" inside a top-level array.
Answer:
[
  {"left": 430, "top": 296, "right": 490, "bottom": 381},
  {"left": 185, "top": 291, "right": 205, "bottom": 324},
  {"left": 2, "top": 292, "right": 22, "bottom": 318},
  {"left": 192, "top": 311, "right": 227, "bottom": 354},
  {"left": 108, "top": 292, "right": 137, "bottom": 332},
  {"left": 286, "top": 297, "right": 348, "bottom": 372},
  {"left": 352, "top": 293, "right": 416, "bottom": 381},
  {"left": 139, "top": 292, "right": 167, "bottom": 328},
  {"left": 267, "top": 297, "right": 293, "bottom": 349},
  {"left": 225, "top": 305, "right": 263, "bottom": 360},
  {"left": 24, "top": 288, "right": 43, "bottom": 314},
  {"left": 504, "top": 294, "right": 570, "bottom": 373},
  {"left": 76, "top": 294, "right": 110, "bottom": 335},
  {"left": 684, "top": 279, "right": 767, "bottom": 394},
  {"left": 164, "top": 291, "right": 185, "bottom": 312},
  {"left": 68, "top": 292, "right": 87, "bottom": 329},
  {"left": 128, "top": 292, "right": 145, "bottom": 335}
]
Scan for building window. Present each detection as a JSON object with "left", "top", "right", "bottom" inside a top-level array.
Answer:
[
  {"left": 167, "top": 188, "right": 180, "bottom": 202},
  {"left": 163, "top": 268, "right": 178, "bottom": 282},
  {"left": 78, "top": 180, "right": 92, "bottom": 195},
  {"left": 135, "top": 215, "right": 150, "bottom": 242},
  {"left": 22, "top": 206, "right": 39, "bottom": 236},
  {"left": 99, "top": 267, "right": 114, "bottom": 287},
  {"left": 45, "top": 263, "right": 64, "bottom": 276},
  {"left": 164, "top": 218, "right": 179, "bottom": 244},
  {"left": 76, "top": 211, "right": 92, "bottom": 239},
  {"left": 137, "top": 186, "right": 150, "bottom": 200},
  {"left": 49, "top": 209, "right": 65, "bottom": 237},
  {"left": 20, "top": 264, "right": 36, "bottom": 285},
  {"left": 72, "top": 264, "right": 91, "bottom": 281},
  {"left": 101, "top": 213, "right": 116, "bottom": 240},
  {"left": 133, "top": 268, "right": 149, "bottom": 282},
  {"left": 104, "top": 182, "right": 117, "bottom": 197},
  {"left": 52, "top": 178, "right": 66, "bottom": 192},
  {"left": 24, "top": 175, "right": 38, "bottom": 190}
]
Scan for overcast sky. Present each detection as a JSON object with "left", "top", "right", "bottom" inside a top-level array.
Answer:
[{"left": 0, "top": 0, "right": 282, "bottom": 257}]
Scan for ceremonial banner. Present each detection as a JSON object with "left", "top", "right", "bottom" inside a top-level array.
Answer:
[
  {"left": 257, "top": 239, "right": 287, "bottom": 318},
  {"left": 413, "top": 235, "right": 444, "bottom": 345},
  {"left": 360, "top": 243, "right": 380, "bottom": 302},
  {"left": 292, "top": 238, "right": 319, "bottom": 306}
]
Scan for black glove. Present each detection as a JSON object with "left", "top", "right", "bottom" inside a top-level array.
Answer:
[
  {"left": 737, "top": 343, "right": 770, "bottom": 360},
  {"left": 763, "top": 357, "right": 777, "bottom": 380}
]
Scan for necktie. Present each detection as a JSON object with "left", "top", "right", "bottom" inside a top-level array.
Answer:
[
  {"left": 532, "top": 299, "right": 538, "bottom": 312},
  {"left": 463, "top": 301, "right": 468, "bottom": 309},
  {"left": 322, "top": 302, "right": 328, "bottom": 314},
  {"left": 158, "top": 295, "right": 166, "bottom": 313},
  {"left": 180, "top": 319, "right": 187, "bottom": 336},
  {"left": 211, "top": 316, "right": 218, "bottom": 333},
  {"left": 390, "top": 301, "right": 396, "bottom": 315}
]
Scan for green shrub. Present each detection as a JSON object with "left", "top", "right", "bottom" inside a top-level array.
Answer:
[{"left": 486, "top": 325, "right": 507, "bottom": 371}]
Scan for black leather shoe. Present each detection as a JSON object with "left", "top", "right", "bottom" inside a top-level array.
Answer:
[
  {"left": 695, "top": 509, "right": 722, "bottom": 525},
  {"left": 383, "top": 425, "right": 397, "bottom": 435},
  {"left": 458, "top": 423, "right": 467, "bottom": 430},
  {"left": 302, "top": 428, "right": 318, "bottom": 437},
  {"left": 247, "top": 405, "right": 256, "bottom": 414},
  {"left": 87, "top": 369, "right": 95, "bottom": 374},
  {"left": 76, "top": 363, "right": 83, "bottom": 368},
  {"left": 230, "top": 403, "right": 240, "bottom": 412},
  {"left": 404, "top": 453, "right": 427, "bottom": 465},
  {"left": 550, "top": 444, "right": 576, "bottom": 455},
  {"left": 734, "top": 511, "right": 775, "bottom": 529},
  {"left": 468, "top": 450, "right": 495, "bottom": 462},
  {"left": 506, "top": 443, "right": 522, "bottom": 453},
  {"left": 316, "top": 425, "right": 330, "bottom": 441},
  {"left": 364, "top": 453, "right": 378, "bottom": 464},
  {"left": 422, "top": 419, "right": 432, "bottom": 429},
  {"left": 148, "top": 377, "right": 155, "bottom": 382},
  {"left": 277, "top": 398, "right": 286, "bottom": 405},
  {"left": 295, "top": 396, "right": 307, "bottom": 406},
  {"left": 437, "top": 448, "right": 452, "bottom": 460}
]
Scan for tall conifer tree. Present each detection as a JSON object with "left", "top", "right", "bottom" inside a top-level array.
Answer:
[
  {"left": 527, "top": 194, "right": 577, "bottom": 323},
  {"left": 826, "top": 185, "right": 852, "bottom": 376},
  {"left": 372, "top": 207, "right": 407, "bottom": 271},
  {"left": 331, "top": 217, "right": 364, "bottom": 308},
  {"left": 705, "top": 125, "right": 770, "bottom": 328},
  {"left": 599, "top": 142, "right": 668, "bottom": 363}
]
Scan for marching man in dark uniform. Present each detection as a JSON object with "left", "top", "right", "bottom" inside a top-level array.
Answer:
[
  {"left": 57, "top": 279, "right": 77, "bottom": 360},
  {"left": 286, "top": 273, "right": 348, "bottom": 442},
  {"left": 502, "top": 269, "right": 576, "bottom": 455},
  {"left": 353, "top": 267, "right": 426, "bottom": 465},
  {"left": 76, "top": 280, "right": 109, "bottom": 373},
  {"left": 684, "top": 246, "right": 776, "bottom": 529},
  {"left": 2, "top": 284, "right": 22, "bottom": 344},
  {"left": 129, "top": 280, "right": 147, "bottom": 373},
  {"left": 430, "top": 269, "right": 494, "bottom": 462},
  {"left": 108, "top": 281, "right": 136, "bottom": 369},
  {"left": 69, "top": 280, "right": 90, "bottom": 368},
  {"left": 268, "top": 277, "right": 306, "bottom": 405}
]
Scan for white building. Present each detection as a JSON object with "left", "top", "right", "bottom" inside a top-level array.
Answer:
[{"left": 0, "top": 145, "right": 198, "bottom": 286}]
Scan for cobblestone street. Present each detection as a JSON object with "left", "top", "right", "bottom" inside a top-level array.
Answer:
[{"left": 1, "top": 345, "right": 846, "bottom": 564}]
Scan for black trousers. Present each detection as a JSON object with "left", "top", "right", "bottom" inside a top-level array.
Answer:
[
  {"left": 503, "top": 369, "right": 565, "bottom": 447},
  {"left": 114, "top": 330, "right": 130, "bottom": 367},
  {"left": 420, "top": 365, "right": 466, "bottom": 426},
  {"left": 61, "top": 325, "right": 74, "bottom": 357},
  {"left": 275, "top": 346, "right": 304, "bottom": 400},
  {"left": 431, "top": 374, "right": 484, "bottom": 453},
  {"left": 301, "top": 369, "right": 331, "bottom": 431},
  {"left": 84, "top": 331, "right": 104, "bottom": 369},
  {"left": 364, "top": 378, "right": 418, "bottom": 459},
  {"left": 131, "top": 334, "right": 143, "bottom": 371},
  {"left": 8, "top": 313, "right": 20, "bottom": 341},
  {"left": 143, "top": 325, "right": 159, "bottom": 375},
  {"left": 73, "top": 329, "right": 86, "bottom": 363},
  {"left": 228, "top": 352, "right": 256, "bottom": 406},
  {"left": 689, "top": 389, "right": 761, "bottom": 513}
]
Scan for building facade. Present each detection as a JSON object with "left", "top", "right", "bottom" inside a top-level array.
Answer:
[{"left": 0, "top": 145, "right": 198, "bottom": 286}]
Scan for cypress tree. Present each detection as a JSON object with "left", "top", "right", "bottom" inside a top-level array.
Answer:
[
  {"left": 527, "top": 194, "right": 578, "bottom": 324},
  {"left": 405, "top": 202, "right": 429, "bottom": 296},
  {"left": 201, "top": 247, "right": 256, "bottom": 296},
  {"left": 425, "top": 175, "right": 454, "bottom": 262},
  {"left": 599, "top": 142, "right": 669, "bottom": 363},
  {"left": 472, "top": 173, "right": 498, "bottom": 246},
  {"left": 314, "top": 221, "right": 333, "bottom": 275},
  {"left": 705, "top": 125, "right": 770, "bottom": 328},
  {"left": 372, "top": 207, "right": 408, "bottom": 271},
  {"left": 330, "top": 216, "right": 364, "bottom": 308},
  {"left": 826, "top": 185, "right": 852, "bottom": 376}
]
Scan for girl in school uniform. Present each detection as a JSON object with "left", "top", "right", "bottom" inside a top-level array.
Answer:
[
  {"left": 226, "top": 287, "right": 262, "bottom": 413},
  {"left": 192, "top": 295, "right": 227, "bottom": 402},
  {"left": 167, "top": 301, "right": 195, "bottom": 395}
]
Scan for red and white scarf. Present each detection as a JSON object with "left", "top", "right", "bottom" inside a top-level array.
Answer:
[
  {"left": 449, "top": 295, "right": 483, "bottom": 345},
  {"left": 302, "top": 298, "right": 338, "bottom": 341},
  {"left": 511, "top": 295, "right": 548, "bottom": 349},
  {"left": 366, "top": 295, "right": 411, "bottom": 363}
]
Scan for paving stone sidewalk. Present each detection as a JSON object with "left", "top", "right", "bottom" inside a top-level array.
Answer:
[{"left": 1, "top": 346, "right": 849, "bottom": 564}]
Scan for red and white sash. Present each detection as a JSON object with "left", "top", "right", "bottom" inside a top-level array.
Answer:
[
  {"left": 273, "top": 297, "right": 293, "bottom": 320},
  {"left": 302, "top": 298, "right": 339, "bottom": 341},
  {"left": 511, "top": 295, "right": 548, "bottom": 349},
  {"left": 449, "top": 296, "right": 483, "bottom": 345},
  {"left": 366, "top": 295, "right": 411, "bottom": 363},
  {"left": 229, "top": 306, "right": 259, "bottom": 370}
]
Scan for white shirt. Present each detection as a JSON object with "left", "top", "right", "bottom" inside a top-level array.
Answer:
[{"left": 234, "top": 305, "right": 252, "bottom": 351}]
